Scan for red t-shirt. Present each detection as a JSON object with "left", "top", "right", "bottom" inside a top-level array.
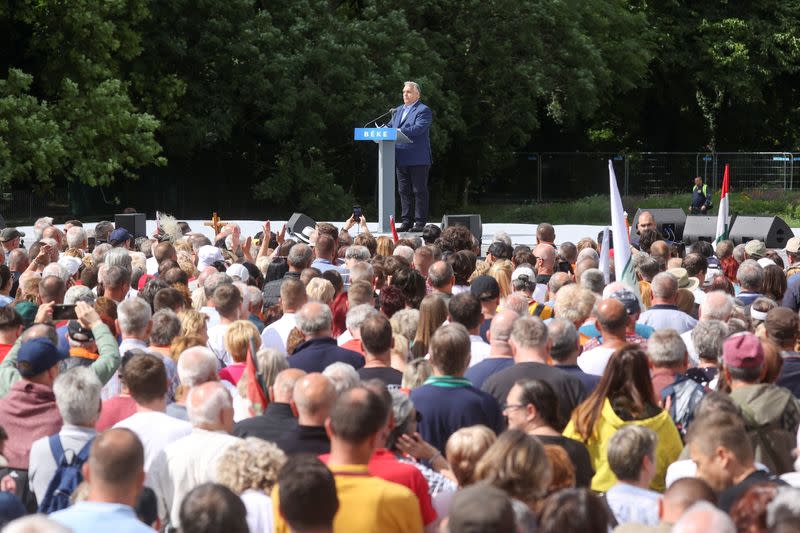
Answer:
[
  {"left": 319, "top": 448, "right": 436, "bottom": 525},
  {"left": 340, "top": 338, "right": 364, "bottom": 356},
  {"left": 0, "top": 343, "right": 13, "bottom": 363},
  {"left": 219, "top": 363, "right": 246, "bottom": 386},
  {"left": 96, "top": 396, "right": 138, "bottom": 431}
]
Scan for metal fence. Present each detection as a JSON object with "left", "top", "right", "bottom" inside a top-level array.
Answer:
[
  {"left": 0, "top": 188, "right": 70, "bottom": 221},
  {"left": 499, "top": 152, "right": 798, "bottom": 201}
]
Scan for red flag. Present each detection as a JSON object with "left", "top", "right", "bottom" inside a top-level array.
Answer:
[
  {"left": 244, "top": 338, "right": 268, "bottom": 416},
  {"left": 390, "top": 215, "right": 399, "bottom": 244}
]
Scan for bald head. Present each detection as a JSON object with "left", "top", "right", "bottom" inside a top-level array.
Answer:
[
  {"left": 699, "top": 291, "right": 733, "bottom": 321},
  {"left": 650, "top": 240, "right": 670, "bottom": 260},
  {"left": 662, "top": 478, "right": 716, "bottom": 524},
  {"left": 187, "top": 381, "right": 233, "bottom": 431},
  {"left": 488, "top": 309, "right": 519, "bottom": 353},
  {"left": 574, "top": 258, "right": 599, "bottom": 281},
  {"left": 637, "top": 211, "right": 656, "bottom": 234},
  {"left": 87, "top": 428, "right": 144, "bottom": 494},
  {"left": 428, "top": 260, "right": 454, "bottom": 290},
  {"left": 596, "top": 298, "right": 628, "bottom": 336},
  {"left": 533, "top": 244, "right": 556, "bottom": 275},
  {"left": 272, "top": 368, "right": 307, "bottom": 403},
  {"left": 293, "top": 373, "right": 336, "bottom": 425}
]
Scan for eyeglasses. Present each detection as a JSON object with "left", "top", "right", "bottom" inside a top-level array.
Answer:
[{"left": 502, "top": 403, "right": 527, "bottom": 412}]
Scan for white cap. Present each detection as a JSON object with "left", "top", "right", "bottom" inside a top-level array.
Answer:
[{"left": 226, "top": 263, "right": 249, "bottom": 283}]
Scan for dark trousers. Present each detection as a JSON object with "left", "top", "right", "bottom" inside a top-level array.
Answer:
[{"left": 396, "top": 164, "right": 430, "bottom": 224}]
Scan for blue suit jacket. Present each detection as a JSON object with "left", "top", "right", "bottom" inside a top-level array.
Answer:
[{"left": 390, "top": 100, "right": 433, "bottom": 167}]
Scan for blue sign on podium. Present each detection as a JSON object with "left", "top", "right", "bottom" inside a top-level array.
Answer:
[{"left": 353, "top": 128, "right": 397, "bottom": 141}]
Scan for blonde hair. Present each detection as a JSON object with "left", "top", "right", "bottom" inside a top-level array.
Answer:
[
  {"left": 216, "top": 437, "right": 286, "bottom": 494},
  {"left": 391, "top": 333, "right": 410, "bottom": 372},
  {"left": 446, "top": 425, "right": 497, "bottom": 486},
  {"left": 63, "top": 247, "right": 83, "bottom": 258},
  {"left": 178, "top": 309, "right": 209, "bottom": 338},
  {"left": 376, "top": 236, "right": 395, "bottom": 257},
  {"left": 401, "top": 357, "right": 432, "bottom": 389},
  {"left": 675, "top": 288, "right": 695, "bottom": 315},
  {"left": 306, "top": 277, "right": 335, "bottom": 304},
  {"left": 169, "top": 334, "right": 206, "bottom": 364},
  {"left": 489, "top": 260, "right": 513, "bottom": 298},
  {"left": 554, "top": 284, "right": 596, "bottom": 325},
  {"left": 177, "top": 250, "right": 198, "bottom": 278},
  {"left": 468, "top": 259, "right": 490, "bottom": 283},
  {"left": 224, "top": 320, "right": 261, "bottom": 363}
]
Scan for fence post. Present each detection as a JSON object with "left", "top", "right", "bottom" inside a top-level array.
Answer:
[{"left": 536, "top": 153, "right": 542, "bottom": 202}]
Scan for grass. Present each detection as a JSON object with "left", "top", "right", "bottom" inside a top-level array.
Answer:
[{"left": 464, "top": 189, "right": 800, "bottom": 227}]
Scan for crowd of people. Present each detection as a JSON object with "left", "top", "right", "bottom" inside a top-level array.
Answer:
[{"left": 0, "top": 211, "right": 800, "bottom": 532}]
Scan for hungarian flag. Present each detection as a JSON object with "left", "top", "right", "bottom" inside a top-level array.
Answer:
[
  {"left": 715, "top": 164, "right": 730, "bottom": 244},
  {"left": 608, "top": 160, "right": 637, "bottom": 290}
]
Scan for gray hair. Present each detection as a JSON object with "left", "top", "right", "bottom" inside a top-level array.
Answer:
[
  {"left": 104, "top": 247, "right": 132, "bottom": 271},
  {"left": 736, "top": 259, "right": 764, "bottom": 292},
  {"left": 647, "top": 329, "right": 686, "bottom": 366},
  {"left": 117, "top": 297, "right": 152, "bottom": 335},
  {"left": 393, "top": 245, "right": 414, "bottom": 263},
  {"left": 767, "top": 488, "right": 800, "bottom": 529},
  {"left": 699, "top": 291, "right": 734, "bottom": 320},
  {"left": 203, "top": 272, "right": 232, "bottom": 300},
  {"left": 345, "top": 245, "right": 370, "bottom": 262},
  {"left": 428, "top": 261, "right": 454, "bottom": 288},
  {"left": 404, "top": 80, "right": 421, "bottom": 94},
  {"left": 391, "top": 309, "right": 420, "bottom": 341},
  {"left": 607, "top": 425, "right": 657, "bottom": 482},
  {"left": 547, "top": 318, "right": 579, "bottom": 362},
  {"left": 510, "top": 316, "right": 548, "bottom": 349},
  {"left": 322, "top": 362, "right": 360, "bottom": 395},
  {"left": 66, "top": 226, "right": 87, "bottom": 249},
  {"left": 579, "top": 268, "right": 605, "bottom": 295},
  {"left": 177, "top": 346, "right": 218, "bottom": 387},
  {"left": 492, "top": 231, "right": 512, "bottom": 247},
  {"left": 33, "top": 216, "right": 54, "bottom": 240},
  {"left": 187, "top": 382, "right": 232, "bottom": 426},
  {"left": 149, "top": 309, "right": 182, "bottom": 346},
  {"left": 673, "top": 502, "right": 735, "bottom": 533},
  {"left": 64, "top": 285, "right": 96, "bottom": 306},
  {"left": 349, "top": 262, "right": 374, "bottom": 284},
  {"left": 295, "top": 301, "right": 332, "bottom": 336},
  {"left": 92, "top": 243, "right": 112, "bottom": 265},
  {"left": 651, "top": 271, "right": 678, "bottom": 300},
  {"left": 42, "top": 263, "right": 69, "bottom": 283},
  {"left": 243, "top": 285, "right": 263, "bottom": 309},
  {"left": 692, "top": 320, "right": 728, "bottom": 363},
  {"left": 576, "top": 247, "right": 600, "bottom": 263},
  {"left": 287, "top": 243, "right": 313, "bottom": 269},
  {"left": 732, "top": 244, "right": 747, "bottom": 263},
  {"left": 53, "top": 367, "right": 102, "bottom": 426},
  {"left": 346, "top": 303, "right": 378, "bottom": 332},
  {"left": 633, "top": 253, "right": 660, "bottom": 282}
]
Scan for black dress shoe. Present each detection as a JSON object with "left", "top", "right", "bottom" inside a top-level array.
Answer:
[
  {"left": 411, "top": 223, "right": 426, "bottom": 232},
  {"left": 398, "top": 221, "right": 412, "bottom": 232}
]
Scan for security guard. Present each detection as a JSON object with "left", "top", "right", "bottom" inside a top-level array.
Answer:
[{"left": 690, "top": 176, "right": 712, "bottom": 215}]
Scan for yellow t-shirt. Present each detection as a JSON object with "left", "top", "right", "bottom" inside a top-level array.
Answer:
[{"left": 272, "top": 463, "right": 424, "bottom": 533}]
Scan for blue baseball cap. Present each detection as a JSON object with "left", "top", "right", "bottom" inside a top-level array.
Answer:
[
  {"left": 17, "top": 337, "right": 69, "bottom": 377},
  {"left": 109, "top": 227, "right": 132, "bottom": 245}
]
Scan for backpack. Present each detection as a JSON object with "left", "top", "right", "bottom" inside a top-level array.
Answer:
[{"left": 37, "top": 435, "right": 93, "bottom": 513}]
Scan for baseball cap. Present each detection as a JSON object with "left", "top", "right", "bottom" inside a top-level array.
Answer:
[
  {"left": 197, "top": 245, "right": 224, "bottom": 269},
  {"left": 17, "top": 337, "right": 69, "bottom": 377},
  {"left": 511, "top": 266, "right": 535, "bottom": 283},
  {"left": 226, "top": 263, "right": 250, "bottom": 283},
  {"left": 0, "top": 228, "right": 24, "bottom": 242},
  {"left": 608, "top": 288, "right": 641, "bottom": 316},
  {"left": 68, "top": 320, "right": 94, "bottom": 343},
  {"left": 58, "top": 256, "right": 82, "bottom": 277},
  {"left": 722, "top": 332, "right": 764, "bottom": 369},
  {"left": 470, "top": 275, "right": 500, "bottom": 301},
  {"left": 785, "top": 237, "right": 800, "bottom": 254},
  {"left": 744, "top": 239, "right": 766, "bottom": 259},
  {"left": 109, "top": 227, "right": 132, "bottom": 245}
]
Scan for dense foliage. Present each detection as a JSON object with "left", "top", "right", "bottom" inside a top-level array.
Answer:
[{"left": 1, "top": 0, "right": 798, "bottom": 217}]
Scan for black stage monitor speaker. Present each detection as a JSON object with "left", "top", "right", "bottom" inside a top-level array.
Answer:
[
  {"left": 729, "top": 216, "right": 793, "bottom": 249},
  {"left": 441, "top": 214, "right": 482, "bottom": 242},
  {"left": 683, "top": 215, "right": 735, "bottom": 245},
  {"left": 287, "top": 213, "right": 317, "bottom": 243},
  {"left": 632, "top": 208, "right": 687, "bottom": 242},
  {"left": 114, "top": 213, "right": 146, "bottom": 238}
]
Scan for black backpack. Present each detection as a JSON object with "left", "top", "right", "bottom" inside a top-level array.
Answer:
[{"left": 37, "top": 435, "right": 93, "bottom": 513}]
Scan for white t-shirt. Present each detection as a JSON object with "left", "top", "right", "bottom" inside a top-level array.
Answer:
[
  {"left": 260, "top": 313, "right": 296, "bottom": 353},
  {"left": 241, "top": 490, "right": 274, "bottom": 533},
  {"left": 469, "top": 335, "right": 491, "bottom": 367},
  {"left": 207, "top": 323, "right": 232, "bottom": 368},
  {"left": 114, "top": 411, "right": 192, "bottom": 477},
  {"left": 577, "top": 346, "right": 617, "bottom": 376}
]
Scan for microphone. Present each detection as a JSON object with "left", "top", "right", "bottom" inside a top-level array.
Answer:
[{"left": 364, "top": 108, "right": 395, "bottom": 127}]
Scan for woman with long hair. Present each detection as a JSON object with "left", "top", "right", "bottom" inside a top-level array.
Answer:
[
  {"left": 563, "top": 344, "right": 682, "bottom": 492},
  {"left": 411, "top": 295, "right": 448, "bottom": 359},
  {"left": 489, "top": 259, "right": 513, "bottom": 299}
]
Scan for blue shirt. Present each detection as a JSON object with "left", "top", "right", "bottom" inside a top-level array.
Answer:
[
  {"left": 465, "top": 358, "right": 514, "bottom": 389},
  {"left": 50, "top": 502, "right": 152, "bottom": 533},
  {"left": 606, "top": 483, "right": 660, "bottom": 526},
  {"left": 579, "top": 322, "right": 654, "bottom": 340},
  {"left": 310, "top": 258, "right": 339, "bottom": 273}
]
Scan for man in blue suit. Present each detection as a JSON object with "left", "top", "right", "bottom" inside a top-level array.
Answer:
[{"left": 390, "top": 81, "right": 433, "bottom": 232}]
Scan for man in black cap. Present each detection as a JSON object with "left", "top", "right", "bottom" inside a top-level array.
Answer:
[
  {"left": 0, "top": 228, "right": 24, "bottom": 263},
  {"left": 470, "top": 275, "right": 500, "bottom": 342}
]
